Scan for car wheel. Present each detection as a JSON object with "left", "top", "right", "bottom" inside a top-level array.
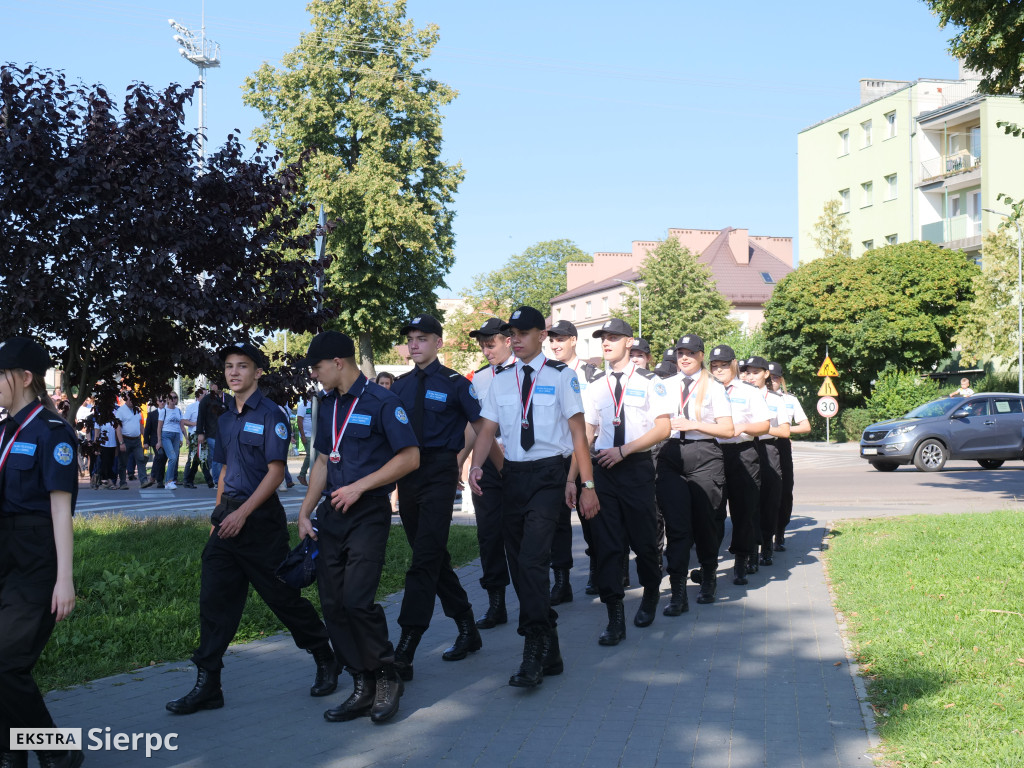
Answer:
[
  {"left": 913, "top": 439, "right": 948, "bottom": 472},
  {"left": 978, "top": 459, "right": 1005, "bottom": 470},
  {"left": 870, "top": 461, "right": 899, "bottom": 472}
]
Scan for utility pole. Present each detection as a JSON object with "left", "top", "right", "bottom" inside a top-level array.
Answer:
[{"left": 168, "top": 2, "right": 220, "bottom": 164}]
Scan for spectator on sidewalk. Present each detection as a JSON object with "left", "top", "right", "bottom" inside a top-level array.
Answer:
[
  {"left": 115, "top": 391, "right": 147, "bottom": 487},
  {"left": 158, "top": 392, "right": 185, "bottom": 490},
  {"left": 183, "top": 388, "right": 214, "bottom": 489},
  {"left": 142, "top": 396, "right": 165, "bottom": 489}
]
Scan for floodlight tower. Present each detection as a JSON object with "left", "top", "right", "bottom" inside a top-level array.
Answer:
[{"left": 168, "top": 5, "right": 220, "bottom": 163}]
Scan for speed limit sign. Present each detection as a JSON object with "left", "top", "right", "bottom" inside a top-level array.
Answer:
[{"left": 816, "top": 396, "right": 839, "bottom": 419}]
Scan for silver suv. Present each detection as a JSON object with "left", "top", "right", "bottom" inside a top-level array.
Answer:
[{"left": 859, "top": 393, "right": 1024, "bottom": 472}]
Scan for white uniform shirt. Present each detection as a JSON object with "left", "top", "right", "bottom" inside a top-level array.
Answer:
[
  {"left": 759, "top": 386, "right": 785, "bottom": 428},
  {"left": 567, "top": 357, "right": 595, "bottom": 391},
  {"left": 583, "top": 364, "right": 673, "bottom": 450},
  {"left": 779, "top": 392, "right": 808, "bottom": 426},
  {"left": 718, "top": 380, "right": 771, "bottom": 444},
  {"left": 663, "top": 369, "right": 731, "bottom": 440},
  {"left": 114, "top": 404, "right": 143, "bottom": 438},
  {"left": 479, "top": 352, "right": 583, "bottom": 462}
]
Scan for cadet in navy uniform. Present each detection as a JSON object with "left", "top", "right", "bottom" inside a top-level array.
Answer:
[
  {"left": 768, "top": 361, "right": 810, "bottom": 551},
  {"left": 464, "top": 317, "right": 516, "bottom": 630},
  {"left": 167, "top": 342, "right": 337, "bottom": 716},
  {"left": 575, "top": 319, "right": 671, "bottom": 646},
  {"left": 297, "top": 332, "right": 419, "bottom": 724},
  {"left": 0, "top": 338, "right": 82, "bottom": 768},
  {"left": 655, "top": 334, "right": 733, "bottom": 611},
  {"left": 468, "top": 307, "right": 599, "bottom": 688},
  {"left": 708, "top": 345, "right": 770, "bottom": 585},
  {"left": 389, "top": 315, "right": 484, "bottom": 681},
  {"left": 740, "top": 356, "right": 790, "bottom": 567},
  {"left": 546, "top": 319, "right": 601, "bottom": 605}
]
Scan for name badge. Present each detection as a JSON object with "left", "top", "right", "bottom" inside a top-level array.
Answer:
[
  {"left": 535, "top": 385, "right": 556, "bottom": 395},
  {"left": 730, "top": 396, "right": 747, "bottom": 405},
  {"left": 243, "top": 422, "right": 265, "bottom": 435},
  {"left": 625, "top": 388, "right": 645, "bottom": 398},
  {"left": 425, "top": 390, "right": 448, "bottom": 402},
  {"left": 11, "top": 442, "right": 36, "bottom": 456},
  {"left": 349, "top": 413, "right": 372, "bottom": 426}
]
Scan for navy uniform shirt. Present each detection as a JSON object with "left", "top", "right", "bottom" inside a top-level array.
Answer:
[
  {"left": 314, "top": 374, "right": 418, "bottom": 497},
  {"left": 213, "top": 389, "right": 290, "bottom": 499},
  {"left": 391, "top": 358, "right": 481, "bottom": 451},
  {"left": 0, "top": 402, "right": 79, "bottom": 519}
]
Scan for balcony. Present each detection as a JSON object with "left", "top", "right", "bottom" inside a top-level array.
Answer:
[
  {"left": 921, "top": 214, "right": 982, "bottom": 251},
  {"left": 919, "top": 151, "right": 981, "bottom": 183}
]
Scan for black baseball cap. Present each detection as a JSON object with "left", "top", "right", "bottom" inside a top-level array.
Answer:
[
  {"left": 298, "top": 331, "right": 356, "bottom": 366},
  {"left": 629, "top": 338, "right": 651, "bottom": 355},
  {"left": 768, "top": 361, "right": 785, "bottom": 377},
  {"left": 401, "top": 314, "right": 444, "bottom": 337},
  {"left": 502, "top": 306, "right": 547, "bottom": 331},
  {"left": 653, "top": 361, "right": 676, "bottom": 379},
  {"left": 592, "top": 318, "right": 634, "bottom": 338},
  {"left": 547, "top": 319, "right": 579, "bottom": 338},
  {"left": 0, "top": 337, "right": 52, "bottom": 377},
  {"left": 674, "top": 334, "right": 705, "bottom": 353},
  {"left": 218, "top": 341, "right": 267, "bottom": 370},
  {"left": 469, "top": 317, "right": 510, "bottom": 339},
  {"left": 708, "top": 344, "right": 736, "bottom": 363},
  {"left": 745, "top": 355, "right": 770, "bottom": 371},
  {"left": 662, "top": 348, "right": 677, "bottom": 363}
]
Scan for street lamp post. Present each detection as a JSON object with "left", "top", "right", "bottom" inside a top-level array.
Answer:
[
  {"left": 614, "top": 279, "right": 642, "bottom": 339},
  {"left": 168, "top": 5, "right": 220, "bottom": 164},
  {"left": 983, "top": 208, "right": 1023, "bottom": 395}
]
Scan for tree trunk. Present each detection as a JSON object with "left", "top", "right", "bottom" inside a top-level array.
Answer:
[{"left": 358, "top": 331, "right": 376, "bottom": 379}]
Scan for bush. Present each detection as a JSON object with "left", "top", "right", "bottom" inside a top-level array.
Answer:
[
  {"left": 865, "top": 367, "right": 942, "bottom": 422},
  {"left": 973, "top": 370, "right": 1020, "bottom": 394},
  {"left": 839, "top": 408, "right": 875, "bottom": 440}
]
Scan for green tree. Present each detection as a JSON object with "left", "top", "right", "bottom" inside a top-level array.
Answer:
[
  {"left": 243, "top": 0, "right": 464, "bottom": 375},
  {"left": 811, "top": 198, "right": 851, "bottom": 260},
  {"left": 440, "top": 301, "right": 498, "bottom": 374},
  {"left": 865, "top": 366, "right": 943, "bottom": 421},
  {"left": 956, "top": 229, "right": 1022, "bottom": 369},
  {"left": 925, "top": 0, "right": 1024, "bottom": 96},
  {"left": 619, "top": 236, "right": 738, "bottom": 356},
  {"left": 469, "top": 239, "right": 592, "bottom": 317},
  {"left": 762, "top": 241, "right": 979, "bottom": 407}
]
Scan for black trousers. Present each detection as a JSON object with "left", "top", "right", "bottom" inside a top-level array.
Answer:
[
  {"left": 0, "top": 517, "right": 58, "bottom": 753},
  {"left": 315, "top": 496, "right": 395, "bottom": 673},
  {"left": 655, "top": 439, "right": 725, "bottom": 577},
  {"left": 502, "top": 456, "right": 565, "bottom": 634},
  {"left": 474, "top": 458, "right": 510, "bottom": 590},
  {"left": 722, "top": 442, "right": 762, "bottom": 557},
  {"left": 193, "top": 495, "right": 329, "bottom": 671},
  {"left": 776, "top": 437, "right": 795, "bottom": 538},
  {"left": 591, "top": 452, "right": 662, "bottom": 601},
  {"left": 757, "top": 440, "right": 783, "bottom": 548},
  {"left": 396, "top": 450, "right": 473, "bottom": 629}
]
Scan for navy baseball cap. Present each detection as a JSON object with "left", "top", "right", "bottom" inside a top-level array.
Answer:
[
  {"left": 218, "top": 341, "right": 268, "bottom": 370},
  {"left": 674, "top": 334, "right": 705, "bottom": 353},
  {"left": 547, "top": 319, "right": 579, "bottom": 337},
  {"left": 401, "top": 314, "right": 444, "bottom": 337},
  {"left": 502, "top": 306, "right": 547, "bottom": 331},
  {"left": 708, "top": 344, "right": 736, "bottom": 363},
  {"left": 298, "top": 331, "right": 356, "bottom": 366},
  {"left": 275, "top": 536, "right": 318, "bottom": 590},
  {"left": 0, "top": 337, "right": 52, "bottom": 376},
  {"left": 630, "top": 338, "right": 652, "bottom": 355},
  {"left": 768, "top": 361, "right": 785, "bottom": 377},
  {"left": 592, "top": 318, "right": 634, "bottom": 338},
  {"left": 745, "top": 355, "right": 770, "bottom": 371},
  {"left": 469, "top": 317, "right": 510, "bottom": 338}
]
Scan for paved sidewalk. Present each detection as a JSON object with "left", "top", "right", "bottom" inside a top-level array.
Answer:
[{"left": 46, "top": 514, "right": 875, "bottom": 768}]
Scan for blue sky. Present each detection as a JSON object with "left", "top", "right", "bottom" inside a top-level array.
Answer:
[{"left": 2, "top": 0, "right": 959, "bottom": 296}]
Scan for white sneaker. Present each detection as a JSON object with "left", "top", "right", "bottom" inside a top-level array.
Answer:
[{"left": 165, "top": 481, "right": 178, "bottom": 490}]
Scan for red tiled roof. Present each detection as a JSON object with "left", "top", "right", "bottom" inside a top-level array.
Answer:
[{"left": 550, "top": 268, "right": 641, "bottom": 303}]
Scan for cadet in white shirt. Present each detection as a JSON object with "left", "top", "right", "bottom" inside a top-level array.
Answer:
[
  {"left": 709, "top": 345, "right": 770, "bottom": 585},
  {"left": 767, "top": 361, "right": 810, "bottom": 551},
  {"left": 576, "top": 319, "right": 671, "bottom": 646},
  {"left": 655, "top": 334, "right": 733, "bottom": 612}
]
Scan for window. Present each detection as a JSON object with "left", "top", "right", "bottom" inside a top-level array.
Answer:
[
  {"left": 861, "top": 120, "right": 872, "bottom": 148},
  {"left": 970, "top": 126, "right": 981, "bottom": 161},
  {"left": 885, "top": 111, "right": 897, "bottom": 139},
  {"left": 556, "top": 306, "right": 562, "bottom": 318},
  {"left": 970, "top": 191, "right": 981, "bottom": 222},
  {"left": 839, "top": 129, "right": 850, "bottom": 155},
  {"left": 886, "top": 234, "right": 898, "bottom": 245},
  {"left": 585, "top": 300, "right": 592, "bottom": 318},
  {"left": 950, "top": 197, "right": 961, "bottom": 218},
  {"left": 839, "top": 188, "right": 850, "bottom": 213},
  {"left": 570, "top": 304, "right": 576, "bottom": 321},
  {"left": 992, "top": 397, "right": 1024, "bottom": 414},
  {"left": 602, "top": 296, "right": 608, "bottom": 315},
  {"left": 862, "top": 239, "right": 874, "bottom": 252},
  {"left": 861, "top": 181, "right": 873, "bottom": 207},
  {"left": 760, "top": 272, "right": 775, "bottom": 285},
  {"left": 885, "top": 174, "right": 897, "bottom": 200}
]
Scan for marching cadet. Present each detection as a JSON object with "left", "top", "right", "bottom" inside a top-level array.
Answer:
[
  {"left": 768, "top": 362, "right": 810, "bottom": 551},
  {"left": 0, "top": 337, "right": 83, "bottom": 768},
  {"left": 468, "top": 306, "right": 599, "bottom": 688},
  {"left": 465, "top": 318, "right": 516, "bottom": 630},
  {"left": 390, "top": 315, "right": 484, "bottom": 682},
  {"left": 655, "top": 335, "right": 733, "bottom": 612},
  {"left": 297, "top": 331, "right": 419, "bottom": 724},
  {"left": 545, "top": 320, "right": 601, "bottom": 605},
  {"left": 627, "top": 338, "right": 653, "bottom": 369},
  {"left": 708, "top": 345, "right": 770, "bottom": 585},
  {"left": 740, "top": 357, "right": 790, "bottom": 566},
  {"left": 575, "top": 319, "right": 671, "bottom": 646},
  {"left": 168, "top": 342, "right": 338, "bottom": 715}
]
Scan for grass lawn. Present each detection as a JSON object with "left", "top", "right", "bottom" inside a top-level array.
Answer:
[
  {"left": 37, "top": 515, "right": 479, "bottom": 692},
  {"left": 825, "top": 510, "right": 1024, "bottom": 768}
]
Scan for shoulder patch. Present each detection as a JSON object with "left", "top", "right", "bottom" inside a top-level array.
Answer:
[
  {"left": 395, "top": 406, "right": 409, "bottom": 424},
  {"left": 654, "top": 382, "right": 667, "bottom": 397},
  {"left": 53, "top": 442, "right": 74, "bottom": 466},
  {"left": 549, "top": 361, "right": 568, "bottom": 372},
  {"left": 274, "top": 422, "right": 288, "bottom": 440},
  {"left": 570, "top": 376, "right": 581, "bottom": 394},
  {"left": 468, "top": 383, "right": 477, "bottom": 399}
]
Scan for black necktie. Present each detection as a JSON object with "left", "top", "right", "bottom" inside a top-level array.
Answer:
[
  {"left": 520, "top": 364, "right": 535, "bottom": 451},
  {"left": 682, "top": 377, "right": 693, "bottom": 419},
  {"left": 613, "top": 372, "right": 626, "bottom": 447},
  {"left": 411, "top": 369, "right": 426, "bottom": 442}
]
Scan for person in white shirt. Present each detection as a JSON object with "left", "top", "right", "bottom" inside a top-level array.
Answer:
[
  {"left": 157, "top": 392, "right": 186, "bottom": 490},
  {"left": 655, "top": 334, "right": 733, "bottom": 611},
  {"left": 953, "top": 377, "right": 976, "bottom": 398},
  {"left": 768, "top": 362, "right": 811, "bottom": 551},
  {"left": 115, "top": 391, "right": 147, "bottom": 486}
]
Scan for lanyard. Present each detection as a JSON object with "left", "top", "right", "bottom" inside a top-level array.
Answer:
[
  {"left": 330, "top": 382, "right": 368, "bottom": 461},
  {"left": 0, "top": 403, "right": 44, "bottom": 475},
  {"left": 606, "top": 363, "right": 636, "bottom": 426},
  {"left": 515, "top": 359, "right": 547, "bottom": 425}
]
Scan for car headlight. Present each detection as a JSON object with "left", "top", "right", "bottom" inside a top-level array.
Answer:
[{"left": 889, "top": 424, "right": 917, "bottom": 437}]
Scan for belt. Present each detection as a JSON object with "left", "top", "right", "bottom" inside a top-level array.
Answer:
[
  {"left": 503, "top": 455, "right": 566, "bottom": 471},
  {"left": 0, "top": 515, "right": 53, "bottom": 529},
  {"left": 718, "top": 440, "right": 756, "bottom": 449},
  {"left": 759, "top": 437, "right": 776, "bottom": 443},
  {"left": 419, "top": 447, "right": 458, "bottom": 457},
  {"left": 681, "top": 438, "right": 715, "bottom": 445}
]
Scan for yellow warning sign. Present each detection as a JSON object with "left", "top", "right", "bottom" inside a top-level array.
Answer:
[
  {"left": 818, "top": 377, "right": 838, "bottom": 397},
  {"left": 817, "top": 356, "right": 839, "bottom": 377}
]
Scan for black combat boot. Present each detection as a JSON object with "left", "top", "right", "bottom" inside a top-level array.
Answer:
[
  {"left": 166, "top": 665, "right": 224, "bottom": 714},
  {"left": 324, "top": 669, "right": 374, "bottom": 722},
  {"left": 696, "top": 564, "right": 717, "bottom": 604},
  {"left": 310, "top": 644, "right": 339, "bottom": 697},
  {"left": 0, "top": 751, "right": 28, "bottom": 768},
  {"left": 393, "top": 627, "right": 424, "bottom": 681},
  {"left": 733, "top": 558, "right": 749, "bottom": 586},
  {"left": 476, "top": 588, "right": 508, "bottom": 629},
  {"left": 550, "top": 567, "right": 573, "bottom": 605},
  {"left": 598, "top": 598, "right": 626, "bottom": 646},
  {"left": 443, "top": 611, "right": 483, "bottom": 661},
  {"left": 542, "top": 626, "right": 564, "bottom": 676},
  {"left": 663, "top": 575, "right": 689, "bottom": 616},
  {"left": 633, "top": 585, "right": 660, "bottom": 627},
  {"left": 33, "top": 752, "right": 82, "bottom": 768},
  {"left": 509, "top": 629, "right": 546, "bottom": 688},
  {"left": 369, "top": 664, "right": 404, "bottom": 723},
  {"left": 747, "top": 553, "right": 760, "bottom": 574}
]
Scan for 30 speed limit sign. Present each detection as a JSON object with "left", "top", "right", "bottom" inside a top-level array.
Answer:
[{"left": 816, "top": 396, "right": 839, "bottom": 419}]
